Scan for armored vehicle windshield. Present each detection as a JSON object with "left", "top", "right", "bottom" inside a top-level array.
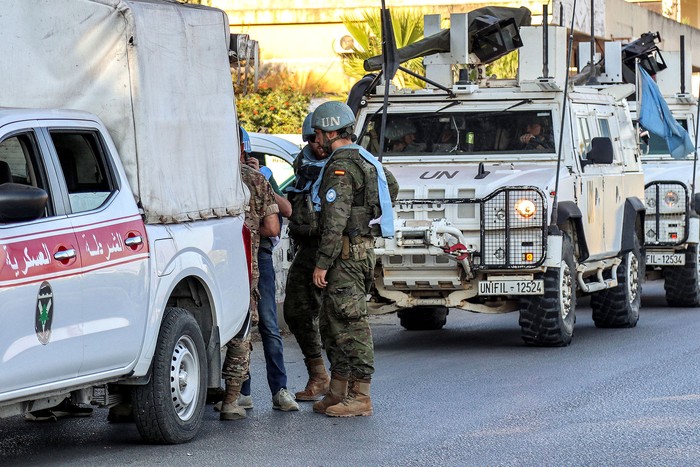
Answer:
[{"left": 360, "top": 110, "right": 555, "bottom": 156}]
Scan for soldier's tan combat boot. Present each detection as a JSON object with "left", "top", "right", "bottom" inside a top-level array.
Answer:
[
  {"left": 325, "top": 379, "right": 373, "bottom": 417},
  {"left": 295, "top": 357, "right": 330, "bottom": 401},
  {"left": 312, "top": 374, "right": 348, "bottom": 414},
  {"left": 220, "top": 383, "right": 246, "bottom": 421}
]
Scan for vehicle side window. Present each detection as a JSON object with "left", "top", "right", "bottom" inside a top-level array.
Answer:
[
  {"left": 598, "top": 118, "right": 611, "bottom": 139},
  {"left": 249, "top": 151, "right": 295, "bottom": 191},
  {"left": 0, "top": 132, "right": 53, "bottom": 217},
  {"left": 50, "top": 130, "right": 115, "bottom": 214},
  {"left": 577, "top": 117, "right": 592, "bottom": 159}
]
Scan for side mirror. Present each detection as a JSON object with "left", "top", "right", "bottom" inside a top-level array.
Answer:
[
  {"left": 581, "top": 137, "right": 614, "bottom": 169},
  {"left": 0, "top": 183, "right": 48, "bottom": 223}
]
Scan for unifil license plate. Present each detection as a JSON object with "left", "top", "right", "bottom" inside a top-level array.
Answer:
[
  {"left": 478, "top": 280, "right": 544, "bottom": 296},
  {"left": 645, "top": 252, "right": 685, "bottom": 265}
]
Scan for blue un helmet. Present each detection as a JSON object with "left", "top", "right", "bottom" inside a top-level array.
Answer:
[
  {"left": 239, "top": 125, "right": 252, "bottom": 153},
  {"left": 302, "top": 113, "right": 315, "bottom": 142},
  {"left": 311, "top": 101, "right": 355, "bottom": 133}
]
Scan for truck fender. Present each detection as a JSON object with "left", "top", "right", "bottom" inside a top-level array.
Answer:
[
  {"left": 621, "top": 197, "right": 645, "bottom": 253},
  {"left": 556, "top": 201, "right": 589, "bottom": 261},
  {"left": 688, "top": 214, "right": 700, "bottom": 244}
]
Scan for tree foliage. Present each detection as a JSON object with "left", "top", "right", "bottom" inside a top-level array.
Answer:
[
  {"left": 485, "top": 50, "right": 519, "bottom": 80},
  {"left": 236, "top": 87, "right": 309, "bottom": 134},
  {"left": 339, "top": 9, "right": 426, "bottom": 89}
]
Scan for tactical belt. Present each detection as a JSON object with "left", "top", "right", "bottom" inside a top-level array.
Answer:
[{"left": 341, "top": 236, "right": 374, "bottom": 248}]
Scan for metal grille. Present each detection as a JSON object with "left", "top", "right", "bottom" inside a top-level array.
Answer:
[
  {"left": 644, "top": 182, "right": 688, "bottom": 246},
  {"left": 480, "top": 188, "right": 547, "bottom": 268}
]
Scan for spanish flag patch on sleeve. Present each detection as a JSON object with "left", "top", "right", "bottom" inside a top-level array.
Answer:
[{"left": 334, "top": 169, "right": 346, "bottom": 176}]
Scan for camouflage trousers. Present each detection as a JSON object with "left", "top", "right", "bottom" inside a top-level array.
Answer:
[
  {"left": 221, "top": 286, "right": 258, "bottom": 387},
  {"left": 284, "top": 242, "right": 323, "bottom": 360},
  {"left": 319, "top": 249, "right": 376, "bottom": 380},
  {"left": 222, "top": 334, "right": 252, "bottom": 387}
]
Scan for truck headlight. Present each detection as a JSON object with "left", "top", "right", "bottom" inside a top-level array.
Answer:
[
  {"left": 663, "top": 190, "right": 679, "bottom": 208},
  {"left": 514, "top": 199, "right": 537, "bottom": 219}
]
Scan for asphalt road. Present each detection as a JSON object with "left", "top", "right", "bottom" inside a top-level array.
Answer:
[{"left": 2, "top": 280, "right": 700, "bottom": 466}]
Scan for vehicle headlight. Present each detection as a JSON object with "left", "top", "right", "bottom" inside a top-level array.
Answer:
[
  {"left": 514, "top": 199, "right": 537, "bottom": 219},
  {"left": 663, "top": 190, "right": 679, "bottom": 208}
]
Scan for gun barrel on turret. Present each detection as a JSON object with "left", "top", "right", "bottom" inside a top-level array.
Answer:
[{"left": 363, "top": 6, "right": 531, "bottom": 72}]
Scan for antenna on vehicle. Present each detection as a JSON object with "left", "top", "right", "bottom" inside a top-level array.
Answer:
[
  {"left": 541, "top": 4, "right": 550, "bottom": 79},
  {"left": 549, "top": 0, "right": 578, "bottom": 227},
  {"left": 376, "top": 0, "right": 400, "bottom": 162},
  {"left": 691, "top": 52, "right": 700, "bottom": 213},
  {"left": 585, "top": 0, "right": 598, "bottom": 85},
  {"left": 680, "top": 35, "right": 686, "bottom": 94}
]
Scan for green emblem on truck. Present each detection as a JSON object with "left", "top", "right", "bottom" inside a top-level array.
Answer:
[{"left": 35, "top": 281, "right": 53, "bottom": 345}]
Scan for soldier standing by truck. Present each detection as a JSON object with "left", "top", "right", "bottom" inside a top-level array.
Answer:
[
  {"left": 310, "top": 102, "right": 398, "bottom": 417},
  {"left": 220, "top": 127, "right": 281, "bottom": 421},
  {"left": 283, "top": 113, "right": 331, "bottom": 401}
]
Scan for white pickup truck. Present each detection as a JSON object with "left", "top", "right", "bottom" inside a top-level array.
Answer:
[{"left": 0, "top": 0, "right": 250, "bottom": 444}]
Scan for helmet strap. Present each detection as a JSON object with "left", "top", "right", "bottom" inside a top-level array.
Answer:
[{"left": 321, "top": 132, "right": 342, "bottom": 155}]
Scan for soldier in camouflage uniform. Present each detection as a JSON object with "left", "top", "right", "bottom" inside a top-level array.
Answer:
[
  {"left": 310, "top": 102, "right": 398, "bottom": 417},
  {"left": 283, "top": 112, "right": 331, "bottom": 401},
  {"left": 220, "top": 126, "right": 280, "bottom": 421}
]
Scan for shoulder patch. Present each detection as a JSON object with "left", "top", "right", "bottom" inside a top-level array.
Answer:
[
  {"left": 325, "top": 188, "right": 337, "bottom": 203},
  {"left": 334, "top": 169, "right": 346, "bottom": 176}
]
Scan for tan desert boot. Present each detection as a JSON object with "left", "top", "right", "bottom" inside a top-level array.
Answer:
[
  {"left": 220, "top": 383, "right": 246, "bottom": 421},
  {"left": 312, "top": 374, "right": 348, "bottom": 414},
  {"left": 295, "top": 357, "right": 330, "bottom": 401},
  {"left": 325, "top": 380, "right": 373, "bottom": 417}
]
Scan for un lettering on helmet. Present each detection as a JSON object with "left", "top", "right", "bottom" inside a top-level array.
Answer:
[
  {"left": 322, "top": 116, "right": 341, "bottom": 127},
  {"left": 312, "top": 101, "right": 356, "bottom": 132}
]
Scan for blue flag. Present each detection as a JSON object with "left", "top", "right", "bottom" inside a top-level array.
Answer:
[{"left": 638, "top": 66, "right": 694, "bottom": 159}]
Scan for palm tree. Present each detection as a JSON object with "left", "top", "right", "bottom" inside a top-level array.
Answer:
[{"left": 340, "top": 9, "right": 426, "bottom": 89}]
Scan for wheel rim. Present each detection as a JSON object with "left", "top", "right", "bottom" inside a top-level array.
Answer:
[
  {"left": 626, "top": 252, "right": 639, "bottom": 304},
  {"left": 559, "top": 262, "right": 573, "bottom": 320},
  {"left": 169, "top": 335, "right": 200, "bottom": 421}
]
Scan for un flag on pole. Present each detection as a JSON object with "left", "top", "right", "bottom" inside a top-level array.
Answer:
[{"left": 638, "top": 65, "right": 694, "bottom": 159}]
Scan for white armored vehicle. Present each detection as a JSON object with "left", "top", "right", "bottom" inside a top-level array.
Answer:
[
  {"left": 612, "top": 35, "right": 700, "bottom": 306},
  {"left": 352, "top": 8, "right": 646, "bottom": 346}
]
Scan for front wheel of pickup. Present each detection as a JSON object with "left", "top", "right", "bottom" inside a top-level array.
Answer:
[
  {"left": 133, "top": 307, "right": 207, "bottom": 444},
  {"left": 664, "top": 244, "right": 700, "bottom": 307},
  {"left": 519, "top": 234, "right": 576, "bottom": 346},
  {"left": 398, "top": 306, "right": 448, "bottom": 330},
  {"left": 591, "top": 234, "right": 642, "bottom": 328}
]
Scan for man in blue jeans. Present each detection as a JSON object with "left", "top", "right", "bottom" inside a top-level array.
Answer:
[{"left": 239, "top": 130, "right": 297, "bottom": 412}]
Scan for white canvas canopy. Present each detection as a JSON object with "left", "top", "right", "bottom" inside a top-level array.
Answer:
[{"left": 0, "top": 0, "right": 246, "bottom": 223}]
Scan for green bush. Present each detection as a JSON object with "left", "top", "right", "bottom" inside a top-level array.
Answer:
[{"left": 236, "top": 87, "right": 309, "bottom": 134}]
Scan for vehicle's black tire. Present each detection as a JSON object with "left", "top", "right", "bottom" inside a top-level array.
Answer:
[
  {"left": 398, "top": 306, "right": 448, "bottom": 331},
  {"left": 132, "top": 307, "right": 207, "bottom": 444},
  {"left": 590, "top": 234, "right": 642, "bottom": 328},
  {"left": 664, "top": 244, "right": 700, "bottom": 307},
  {"left": 519, "top": 234, "right": 576, "bottom": 346}
]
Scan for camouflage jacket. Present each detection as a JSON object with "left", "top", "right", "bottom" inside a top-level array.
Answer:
[
  {"left": 316, "top": 146, "right": 398, "bottom": 270},
  {"left": 241, "top": 164, "right": 279, "bottom": 289}
]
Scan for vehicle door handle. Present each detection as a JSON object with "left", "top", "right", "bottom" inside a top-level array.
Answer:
[
  {"left": 125, "top": 235, "right": 143, "bottom": 247},
  {"left": 54, "top": 249, "right": 76, "bottom": 261}
]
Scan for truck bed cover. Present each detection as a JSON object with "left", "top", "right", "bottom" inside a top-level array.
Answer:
[{"left": 0, "top": 0, "right": 245, "bottom": 223}]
